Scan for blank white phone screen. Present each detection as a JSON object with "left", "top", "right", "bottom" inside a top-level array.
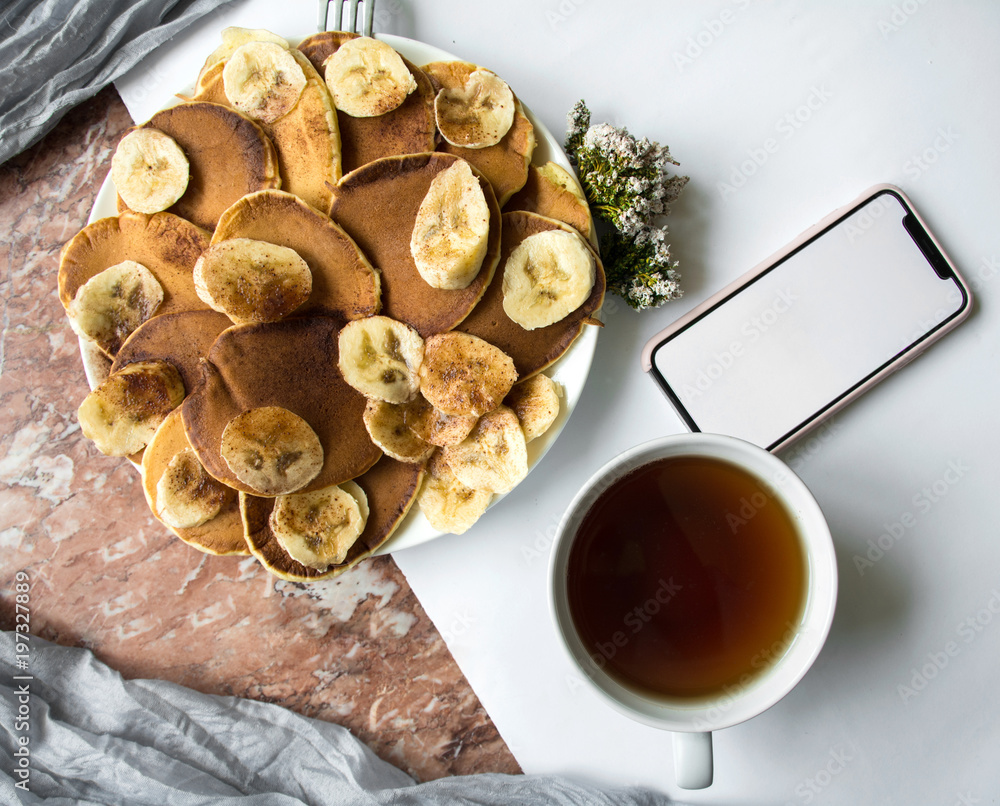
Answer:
[{"left": 650, "top": 191, "right": 967, "bottom": 450}]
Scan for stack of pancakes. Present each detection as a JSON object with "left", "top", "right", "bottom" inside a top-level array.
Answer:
[{"left": 58, "top": 29, "right": 604, "bottom": 580}]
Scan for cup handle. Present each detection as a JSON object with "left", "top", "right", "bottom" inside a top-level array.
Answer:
[{"left": 673, "top": 731, "right": 713, "bottom": 789}]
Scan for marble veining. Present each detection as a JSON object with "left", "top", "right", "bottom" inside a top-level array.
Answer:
[{"left": 0, "top": 86, "right": 519, "bottom": 782}]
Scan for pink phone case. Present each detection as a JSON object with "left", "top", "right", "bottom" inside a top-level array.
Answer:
[{"left": 641, "top": 183, "right": 974, "bottom": 453}]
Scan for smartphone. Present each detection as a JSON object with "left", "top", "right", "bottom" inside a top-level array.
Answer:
[{"left": 641, "top": 184, "right": 973, "bottom": 453}]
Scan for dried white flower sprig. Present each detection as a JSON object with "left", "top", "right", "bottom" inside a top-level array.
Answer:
[{"left": 565, "top": 100, "right": 688, "bottom": 311}]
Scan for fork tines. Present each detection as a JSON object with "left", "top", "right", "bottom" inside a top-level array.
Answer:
[{"left": 318, "top": 0, "right": 375, "bottom": 36}]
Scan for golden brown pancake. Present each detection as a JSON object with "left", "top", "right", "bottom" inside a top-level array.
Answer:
[
  {"left": 457, "top": 211, "right": 606, "bottom": 379},
  {"left": 504, "top": 162, "right": 593, "bottom": 243},
  {"left": 111, "top": 309, "right": 234, "bottom": 393},
  {"left": 328, "top": 152, "right": 500, "bottom": 337},
  {"left": 240, "top": 455, "right": 424, "bottom": 580},
  {"left": 191, "top": 53, "right": 342, "bottom": 213},
  {"left": 297, "top": 31, "right": 436, "bottom": 174},
  {"left": 58, "top": 210, "right": 211, "bottom": 326},
  {"left": 182, "top": 315, "right": 382, "bottom": 495},
  {"left": 141, "top": 408, "right": 248, "bottom": 555},
  {"left": 116, "top": 101, "right": 280, "bottom": 231},
  {"left": 212, "top": 189, "right": 380, "bottom": 321},
  {"left": 422, "top": 60, "right": 535, "bottom": 206}
]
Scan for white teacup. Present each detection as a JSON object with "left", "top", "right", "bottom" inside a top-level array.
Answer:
[{"left": 548, "top": 433, "right": 837, "bottom": 789}]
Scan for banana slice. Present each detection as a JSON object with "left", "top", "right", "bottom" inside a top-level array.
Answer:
[
  {"left": 111, "top": 128, "right": 190, "bottom": 215},
  {"left": 67, "top": 260, "right": 164, "bottom": 357},
  {"left": 77, "top": 360, "right": 185, "bottom": 457},
  {"left": 440, "top": 406, "right": 528, "bottom": 494},
  {"left": 403, "top": 395, "right": 478, "bottom": 448},
  {"left": 418, "top": 332, "right": 517, "bottom": 417},
  {"left": 219, "top": 406, "right": 324, "bottom": 496},
  {"left": 410, "top": 159, "right": 491, "bottom": 290},
  {"left": 504, "top": 373, "right": 562, "bottom": 442},
  {"left": 434, "top": 68, "right": 515, "bottom": 149},
  {"left": 324, "top": 36, "right": 417, "bottom": 118},
  {"left": 501, "top": 228, "right": 596, "bottom": 330},
  {"left": 199, "top": 27, "right": 290, "bottom": 86},
  {"left": 418, "top": 451, "right": 492, "bottom": 535},
  {"left": 155, "top": 447, "right": 229, "bottom": 529},
  {"left": 338, "top": 316, "right": 425, "bottom": 403},
  {"left": 223, "top": 41, "right": 307, "bottom": 123},
  {"left": 193, "top": 238, "right": 312, "bottom": 325},
  {"left": 269, "top": 481, "right": 368, "bottom": 569},
  {"left": 362, "top": 399, "right": 434, "bottom": 464}
]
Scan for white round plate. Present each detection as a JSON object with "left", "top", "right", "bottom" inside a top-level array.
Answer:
[{"left": 85, "top": 33, "right": 599, "bottom": 556}]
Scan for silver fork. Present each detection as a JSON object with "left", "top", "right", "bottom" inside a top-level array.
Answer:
[{"left": 317, "top": 0, "right": 375, "bottom": 35}]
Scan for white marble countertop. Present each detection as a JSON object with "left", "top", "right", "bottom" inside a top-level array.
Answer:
[{"left": 116, "top": 0, "right": 1000, "bottom": 800}]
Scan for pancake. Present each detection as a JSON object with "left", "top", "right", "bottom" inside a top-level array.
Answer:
[
  {"left": 240, "top": 454, "right": 424, "bottom": 580},
  {"left": 58, "top": 210, "right": 211, "bottom": 328},
  {"left": 422, "top": 60, "right": 535, "bottom": 206},
  {"left": 111, "top": 309, "right": 234, "bottom": 393},
  {"left": 116, "top": 101, "right": 280, "bottom": 231},
  {"left": 212, "top": 189, "right": 380, "bottom": 321},
  {"left": 191, "top": 52, "right": 342, "bottom": 213},
  {"left": 504, "top": 162, "right": 593, "bottom": 243},
  {"left": 297, "top": 31, "right": 437, "bottom": 175},
  {"left": 328, "top": 152, "right": 500, "bottom": 337},
  {"left": 457, "top": 210, "right": 606, "bottom": 379},
  {"left": 141, "top": 408, "right": 248, "bottom": 555},
  {"left": 181, "top": 315, "right": 382, "bottom": 495}
]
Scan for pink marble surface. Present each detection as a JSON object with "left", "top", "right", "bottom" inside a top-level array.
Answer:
[{"left": 0, "top": 86, "right": 519, "bottom": 782}]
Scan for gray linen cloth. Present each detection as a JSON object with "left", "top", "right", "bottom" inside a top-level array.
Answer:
[
  {"left": 0, "top": 632, "right": 672, "bottom": 805},
  {"left": 0, "top": 0, "right": 236, "bottom": 164}
]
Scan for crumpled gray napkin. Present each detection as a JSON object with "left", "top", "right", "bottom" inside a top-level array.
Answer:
[
  {"left": 0, "top": 0, "right": 236, "bottom": 165},
  {"left": 0, "top": 632, "right": 671, "bottom": 805}
]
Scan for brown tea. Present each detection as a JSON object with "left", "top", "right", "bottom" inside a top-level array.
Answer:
[{"left": 567, "top": 455, "right": 807, "bottom": 700}]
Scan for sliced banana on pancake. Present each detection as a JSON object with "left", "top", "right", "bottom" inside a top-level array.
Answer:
[
  {"left": 410, "top": 158, "right": 491, "bottom": 290},
  {"left": 328, "top": 152, "right": 500, "bottom": 337},
  {"left": 422, "top": 60, "right": 535, "bottom": 205},
  {"left": 269, "top": 481, "right": 368, "bottom": 569},
  {"left": 111, "top": 128, "right": 190, "bottom": 215},
  {"left": 155, "top": 447, "right": 229, "bottom": 529},
  {"left": 502, "top": 228, "right": 596, "bottom": 330},
  {"left": 440, "top": 406, "right": 528, "bottom": 495},
  {"left": 198, "top": 27, "right": 291, "bottom": 91},
  {"left": 67, "top": 260, "right": 164, "bottom": 358},
  {"left": 78, "top": 360, "right": 185, "bottom": 457},
  {"left": 338, "top": 316, "right": 424, "bottom": 403},
  {"left": 403, "top": 395, "right": 478, "bottom": 448},
  {"left": 418, "top": 451, "right": 492, "bottom": 535},
  {"left": 141, "top": 408, "right": 247, "bottom": 555},
  {"left": 241, "top": 455, "right": 424, "bottom": 580},
  {"left": 220, "top": 405, "right": 325, "bottom": 496},
  {"left": 116, "top": 102, "right": 280, "bottom": 232},
  {"left": 363, "top": 399, "right": 435, "bottom": 464},
  {"left": 434, "top": 68, "right": 514, "bottom": 149},
  {"left": 213, "top": 190, "right": 379, "bottom": 322},
  {"left": 418, "top": 332, "right": 517, "bottom": 418},
  {"left": 59, "top": 211, "right": 211, "bottom": 334},
  {"left": 223, "top": 41, "right": 307, "bottom": 124},
  {"left": 324, "top": 36, "right": 417, "bottom": 118},
  {"left": 298, "top": 32, "right": 435, "bottom": 174},
  {"left": 193, "top": 238, "right": 312, "bottom": 325},
  {"left": 504, "top": 373, "right": 562, "bottom": 442},
  {"left": 457, "top": 211, "right": 606, "bottom": 379}
]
